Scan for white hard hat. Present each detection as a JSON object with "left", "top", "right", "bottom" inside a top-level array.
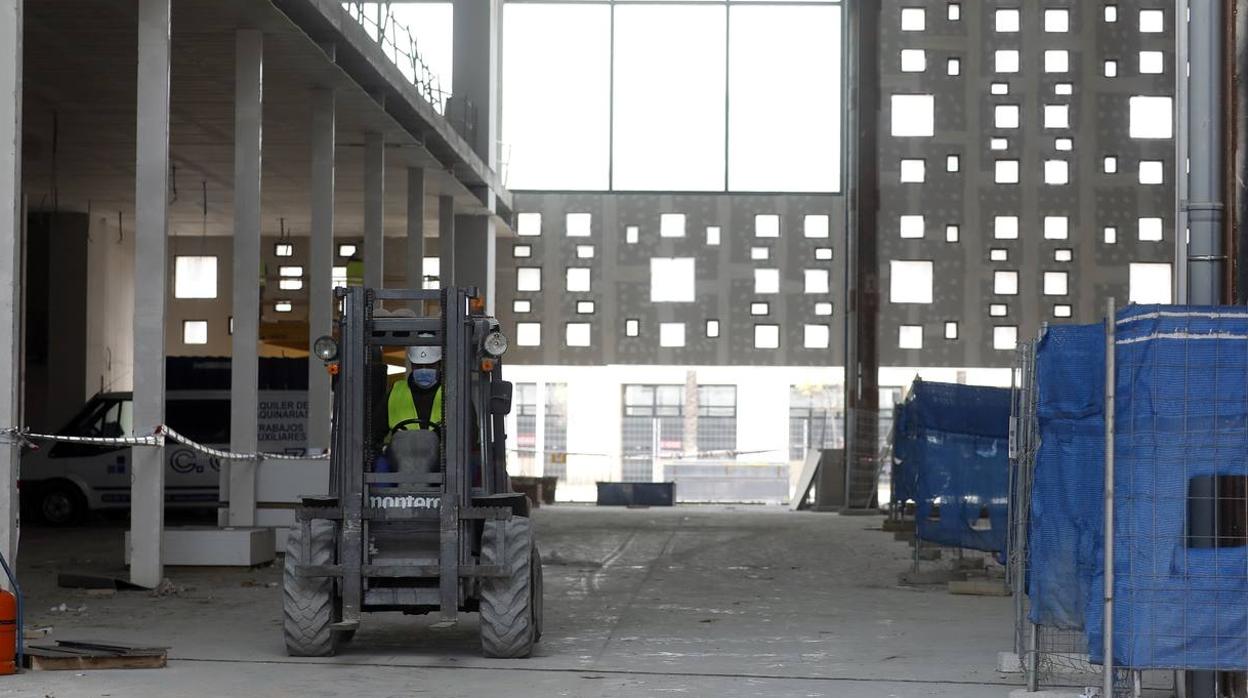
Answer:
[{"left": 407, "top": 344, "right": 441, "bottom": 365}]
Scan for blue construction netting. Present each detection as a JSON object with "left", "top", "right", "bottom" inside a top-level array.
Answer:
[
  {"left": 1083, "top": 305, "right": 1248, "bottom": 671},
  {"left": 891, "top": 403, "right": 917, "bottom": 506},
  {"left": 896, "top": 380, "right": 1012, "bottom": 553},
  {"left": 1028, "top": 323, "right": 1105, "bottom": 631}
]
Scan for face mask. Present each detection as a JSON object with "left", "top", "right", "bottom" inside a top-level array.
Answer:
[{"left": 412, "top": 368, "right": 439, "bottom": 390}]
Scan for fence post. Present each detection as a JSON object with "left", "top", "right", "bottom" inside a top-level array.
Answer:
[{"left": 1103, "top": 297, "right": 1116, "bottom": 698}]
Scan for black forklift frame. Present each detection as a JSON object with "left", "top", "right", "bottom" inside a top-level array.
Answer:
[{"left": 293, "top": 287, "right": 517, "bottom": 627}]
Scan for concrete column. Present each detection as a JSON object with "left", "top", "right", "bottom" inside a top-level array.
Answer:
[
  {"left": 438, "top": 195, "right": 455, "bottom": 288},
  {"left": 130, "top": 0, "right": 171, "bottom": 588},
  {"left": 406, "top": 168, "right": 425, "bottom": 292},
  {"left": 307, "top": 89, "right": 335, "bottom": 453},
  {"left": 229, "top": 30, "right": 263, "bottom": 527},
  {"left": 363, "top": 132, "right": 384, "bottom": 289},
  {"left": 452, "top": 214, "right": 496, "bottom": 313},
  {"left": 0, "top": 0, "right": 22, "bottom": 568},
  {"left": 452, "top": 0, "right": 500, "bottom": 167}
]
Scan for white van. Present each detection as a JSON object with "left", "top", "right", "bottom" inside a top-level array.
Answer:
[{"left": 21, "top": 389, "right": 309, "bottom": 525}]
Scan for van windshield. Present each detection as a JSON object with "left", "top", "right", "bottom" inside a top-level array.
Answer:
[
  {"left": 59, "top": 397, "right": 132, "bottom": 439},
  {"left": 166, "top": 400, "right": 230, "bottom": 445}
]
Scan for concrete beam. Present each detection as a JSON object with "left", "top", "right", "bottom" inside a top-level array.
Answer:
[
  {"left": 407, "top": 167, "right": 425, "bottom": 294},
  {"left": 0, "top": 0, "right": 22, "bottom": 569},
  {"left": 307, "top": 88, "right": 335, "bottom": 453},
  {"left": 453, "top": 214, "right": 495, "bottom": 313},
  {"left": 130, "top": 0, "right": 171, "bottom": 589},
  {"left": 452, "top": 0, "right": 500, "bottom": 168},
  {"left": 363, "top": 132, "right": 384, "bottom": 289},
  {"left": 438, "top": 195, "right": 455, "bottom": 288},
  {"left": 229, "top": 30, "right": 263, "bottom": 527}
]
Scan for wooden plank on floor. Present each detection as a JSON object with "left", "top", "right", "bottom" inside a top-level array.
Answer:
[{"left": 24, "top": 641, "right": 167, "bottom": 671}]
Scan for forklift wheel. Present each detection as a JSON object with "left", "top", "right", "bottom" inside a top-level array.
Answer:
[
  {"left": 479, "top": 518, "right": 536, "bottom": 658},
  {"left": 283, "top": 521, "right": 340, "bottom": 657}
]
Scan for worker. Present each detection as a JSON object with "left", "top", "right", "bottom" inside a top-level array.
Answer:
[{"left": 388, "top": 336, "right": 443, "bottom": 435}]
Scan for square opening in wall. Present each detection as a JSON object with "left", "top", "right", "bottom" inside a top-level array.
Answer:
[
  {"left": 566, "top": 213, "right": 592, "bottom": 237},
  {"left": 517, "top": 267, "right": 542, "bottom": 292},
  {"left": 332, "top": 266, "right": 348, "bottom": 289},
  {"left": 1055, "top": 304, "right": 1073, "bottom": 318},
  {"left": 1140, "top": 51, "right": 1164, "bottom": 74},
  {"left": 898, "top": 325, "right": 923, "bottom": 350},
  {"left": 805, "top": 215, "right": 831, "bottom": 238},
  {"left": 947, "top": 58, "right": 961, "bottom": 76},
  {"left": 946, "top": 225, "right": 960, "bottom": 243},
  {"left": 1105, "top": 5, "right": 1118, "bottom": 22},
  {"left": 517, "top": 322, "right": 542, "bottom": 347},
  {"left": 994, "top": 216, "right": 1019, "bottom": 239},
  {"left": 804, "top": 325, "right": 830, "bottom": 350},
  {"left": 891, "top": 95, "right": 935, "bottom": 137},
  {"left": 816, "top": 247, "right": 833, "bottom": 260},
  {"left": 755, "top": 268, "right": 780, "bottom": 294},
  {"left": 1044, "top": 216, "right": 1069, "bottom": 240},
  {"left": 815, "top": 302, "right": 833, "bottom": 316},
  {"left": 660, "top": 213, "right": 686, "bottom": 238},
  {"left": 174, "top": 256, "right": 218, "bottom": 299},
  {"left": 1104, "top": 227, "right": 1119, "bottom": 244},
  {"left": 513, "top": 300, "right": 532, "bottom": 314},
  {"left": 901, "top": 49, "right": 927, "bottom": 73},
  {"left": 422, "top": 258, "right": 440, "bottom": 289},
  {"left": 517, "top": 213, "right": 542, "bottom": 237},
  {"left": 1045, "top": 50, "right": 1069, "bottom": 73},
  {"left": 991, "top": 248, "right": 1008, "bottom": 262},
  {"left": 751, "top": 302, "right": 770, "bottom": 316},
  {"left": 576, "top": 245, "right": 595, "bottom": 259},
  {"left": 1139, "top": 9, "right": 1164, "bottom": 32},
  {"left": 1056, "top": 83, "right": 1073, "bottom": 96},
  {"left": 994, "top": 326, "right": 1019, "bottom": 351},
  {"left": 566, "top": 323, "right": 591, "bottom": 347},
  {"left": 755, "top": 214, "right": 781, "bottom": 238},
  {"left": 1045, "top": 160, "right": 1069, "bottom": 185},
  {"left": 991, "top": 83, "right": 1009, "bottom": 96},
  {"left": 805, "top": 269, "right": 830, "bottom": 294},
  {"left": 183, "top": 320, "right": 208, "bottom": 346},
  {"left": 754, "top": 324, "right": 781, "bottom": 350},
  {"left": 751, "top": 247, "right": 770, "bottom": 261},
  {"left": 990, "top": 304, "right": 1008, "bottom": 317},
  {"left": 625, "top": 226, "right": 640, "bottom": 244},
  {"left": 991, "top": 138, "right": 1009, "bottom": 151},
  {"left": 1055, "top": 249, "right": 1073, "bottom": 262},
  {"left": 513, "top": 244, "right": 532, "bottom": 258},
  {"left": 274, "top": 243, "right": 293, "bottom": 258},
  {"left": 1129, "top": 97, "right": 1173, "bottom": 139},
  {"left": 945, "top": 321, "right": 959, "bottom": 340},
  {"left": 900, "top": 160, "right": 926, "bottom": 183},
  {"left": 1045, "top": 9, "right": 1070, "bottom": 32},
  {"left": 900, "top": 215, "right": 925, "bottom": 239},
  {"left": 995, "top": 50, "right": 1020, "bottom": 74},
  {"left": 948, "top": 3, "right": 961, "bottom": 21},
  {"left": 651, "top": 258, "right": 696, "bottom": 302},
  {"left": 994, "top": 270, "right": 1019, "bottom": 295},
  {"left": 338, "top": 243, "right": 357, "bottom": 258},
  {"left": 706, "top": 320, "right": 720, "bottom": 338},
  {"left": 659, "top": 323, "right": 685, "bottom": 348},
  {"left": 1138, "top": 217, "right": 1163, "bottom": 241},
  {"left": 1129, "top": 263, "right": 1172, "bottom": 304},
  {"left": 995, "top": 105, "right": 1020, "bottom": 129},
  {"left": 1138, "top": 161, "right": 1164, "bottom": 184},
  {"left": 275, "top": 301, "right": 293, "bottom": 313},
  {"left": 901, "top": 7, "right": 926, "bottom": 31},
  {"left": 947, "top": 155, "right": 961, "bottom": 172},
  {"left": 1044, "top": 105, "right": 1070, "bottom": 129},
  {"left": 279, "top": 279, "right": 303, "bottom": 291},
  {"left": 576, "top": 300, "right": 595, "bottom": 314},
  {"left": 706, "top": 226, "right": 721, "bottom": 245},
  {"left": 889, "top": 260, "right": 933, "bottom": 304},
  {"left": 995, "top": 9, "right": 1019, "bottom": 32},
  {"left": 279, "top": 266, "right": 303, "bottom": 278},
  {"left": 1044, "top": 271, "right": 1069, "bottom": 295},
  {"left": 1056, "top": 138, "right": 1073, "bottom": 151},
  {"left": 1104, "top": 60, "right": 1119, "bottom": 78},
  {"left": 1104, "top": 156, "right": 1118, "bottom": 174},
  {"left": 995, "top": 160, "right": 1020, "bottom": 184},
  {"left": 625, "top": 319, "right": 640, "bottom": 337}
]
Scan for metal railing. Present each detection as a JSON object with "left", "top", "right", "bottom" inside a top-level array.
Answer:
[{"left": 340, "top": 2, "right": 450, "bottom": 114}]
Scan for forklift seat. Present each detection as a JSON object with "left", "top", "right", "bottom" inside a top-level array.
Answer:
[{"left": 389, "top": 428, "right": 441, "bottom": 476}]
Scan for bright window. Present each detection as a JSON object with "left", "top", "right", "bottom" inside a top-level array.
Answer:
[{"left": 174, "top": 256, "right": 217, "bottom": 299}]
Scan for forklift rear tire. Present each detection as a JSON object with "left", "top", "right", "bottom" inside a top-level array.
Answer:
[
  {"left": 480, "top": 517, "right": 536, "bottom": 658},
  {"left": 532, "top": 547, "right": 544, "bottom": 643},
  {"left": 283, "top": 521, "right": 339, "bottom": 657}
]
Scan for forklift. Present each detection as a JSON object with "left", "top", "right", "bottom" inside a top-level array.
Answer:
[{"left": 282, "top": 286, "right": 542, "bottom": 658}]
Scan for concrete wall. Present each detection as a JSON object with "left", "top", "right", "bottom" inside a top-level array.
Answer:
[{"left": 84, "top": 213, "right": 136, "bottom": 398}]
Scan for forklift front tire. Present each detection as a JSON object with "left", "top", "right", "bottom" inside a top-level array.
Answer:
[
  {"left": 283, "top": 521, "right": 340, "bottom": 657},
  {"left": 479, "top": 517, "right": 536, "bottom": 658}
]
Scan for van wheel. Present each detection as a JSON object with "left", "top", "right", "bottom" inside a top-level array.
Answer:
[{"left": 39, "top": 482, "right": 86, "bottom": 526}]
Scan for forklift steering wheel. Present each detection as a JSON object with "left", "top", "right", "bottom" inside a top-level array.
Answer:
[{"left": 389, "top": 419, "right": 441, "bottom": 438}]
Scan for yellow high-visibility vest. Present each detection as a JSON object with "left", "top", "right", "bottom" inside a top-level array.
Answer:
[{"left": 388, "top": 379, "right": 443, "bottom": 432}]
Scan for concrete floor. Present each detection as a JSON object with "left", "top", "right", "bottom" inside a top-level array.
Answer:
[{"left": 0, "top": 506, "right": 1031, "bottom": 697}]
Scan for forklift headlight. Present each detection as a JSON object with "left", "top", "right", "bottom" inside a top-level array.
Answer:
[
  {"left": 313, "top": 335, "right": 339, "bottom": 362},
  {"left": 483, "top": 331, "right": 508, "bottom": 358}
]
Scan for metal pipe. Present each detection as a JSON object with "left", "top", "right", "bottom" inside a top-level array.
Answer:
[
  {"left": 1103, "top": 297, "right": 1116, "bottom": 698},
  {"left": 1188, "top": 0, "right": 1227, "bottom": 305}
]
